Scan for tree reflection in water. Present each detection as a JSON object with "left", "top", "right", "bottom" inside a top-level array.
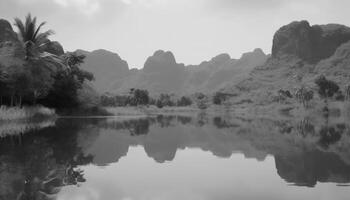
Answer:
[
  {"left": 1, "top": 114, "right": 350, "bottom": 199},
  {"left": 0, "top": 119, "right": 95, "bottom": 200}
]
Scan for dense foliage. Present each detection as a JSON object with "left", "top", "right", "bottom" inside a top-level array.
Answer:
[
  {"left": 177, "top": 96, "right": 192, "bottom": 107},
  {"left": 0, "top": 14, "right": 93, "bottom": 110},
  {"left": 315, "top": 75, "right": 340, "bottom": 101},
  {"left": 39, "top": 53, "right": 94, "bottom": 109},
  {"left": 195, "top": 92, "right": 209, "bottom": 110},
  {"left": 213, "top": 92, "right": 230, "bottom": 105}
]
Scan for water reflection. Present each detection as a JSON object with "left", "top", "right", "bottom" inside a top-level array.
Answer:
[
  {"left": 1, "top": 114, "right": 350, "bottom": 199},
  {"left": 0, "top": 119, "right": 93, "bottom": 200}
]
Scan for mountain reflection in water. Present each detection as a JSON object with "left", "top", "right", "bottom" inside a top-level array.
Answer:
[{"left": 1, "top": 114, "right": 350, "bottom": 199}]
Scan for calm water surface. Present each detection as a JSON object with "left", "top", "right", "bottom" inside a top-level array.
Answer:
[{"left": 1, "top": 114, "right": 350, "bottom": 200}]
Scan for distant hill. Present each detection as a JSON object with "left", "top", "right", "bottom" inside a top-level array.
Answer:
[
  {"left": 79, "top": 48, "right": 268, "bottom": 95},
  {"left": 185, "top": 48, "right": 268, "bottom": 93},
  {"left": 75, "top": 49, "right": 129, "bottom": 93},
  {"left": 222, "top": 20, "right": 350, "bottom": 104}
]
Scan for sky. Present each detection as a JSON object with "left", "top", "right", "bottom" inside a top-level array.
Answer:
[{"left": 1, "top": 0, "right": 350, "bottom": 68}]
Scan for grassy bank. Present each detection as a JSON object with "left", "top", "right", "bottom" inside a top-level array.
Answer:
[{"left": 0, "top": 106, "right": 56, "bottom": 121}]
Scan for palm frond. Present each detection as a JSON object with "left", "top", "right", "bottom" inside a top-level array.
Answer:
[
  {"left": 35, "top": 30, "right": 54, "bottom": 45},
  {"left": 27, "top": 17, "right": 37, "bottom": 42},
  {"left": 33, "top": 21, "right": 47, "bottom": 40}
]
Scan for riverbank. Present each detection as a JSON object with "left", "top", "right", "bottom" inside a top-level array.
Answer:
[{"left": 103, "top": 99, "right": 350, "bottom": 121}]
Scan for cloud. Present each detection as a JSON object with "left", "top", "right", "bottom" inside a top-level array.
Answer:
[
  {"left": 52, "top": 0, "right": 101, "bottom": 15},
  {"left": 120, "top": 0, "right": 168, "bottom": 8}
]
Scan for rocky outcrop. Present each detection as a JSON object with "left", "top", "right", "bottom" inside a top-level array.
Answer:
[
  {"left": 0, "top": 19, "right": 17, "bottom": 43},
  {"left": 140, "top": 50, "right": 187, "bottom": 93},
  {"left": 143, "top": 50, "right": 180, "bottom": 73},
  {"left": 0, "top": 19, "right": 25, "bottom": 66},
  {"left": 272, "top": 20, "right": 350, "bottom": 63}
]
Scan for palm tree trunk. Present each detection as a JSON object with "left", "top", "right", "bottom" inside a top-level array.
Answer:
[
  {"left": 19, "top": 96, "right": 22, "bottom": 108},
  {"left": 33, "top": 91, "right": 37, "bottom": 105},
  {"left": 10, "top": 95, "right": 14, "bottom": 107}
]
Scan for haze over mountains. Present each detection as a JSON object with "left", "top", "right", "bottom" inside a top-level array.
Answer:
[{"left": 76, "top": 47, "right": 269, "bottom": 95}]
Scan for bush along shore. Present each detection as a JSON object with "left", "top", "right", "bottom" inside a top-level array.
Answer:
[{"left": 0, "top": 106, "right": 56, "bottom": 121}]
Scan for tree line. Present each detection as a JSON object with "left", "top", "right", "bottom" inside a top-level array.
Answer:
[{"left": 101, "top": 89, "right": 194, "bottom": 108}]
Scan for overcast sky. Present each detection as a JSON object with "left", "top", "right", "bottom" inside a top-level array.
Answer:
[{"left": 1, "top": 0, "right": 350, "bottom": 68}]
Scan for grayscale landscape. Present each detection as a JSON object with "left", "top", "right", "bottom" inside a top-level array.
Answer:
[{"left": 1, "top": 0, "right": 350, "bottom": 199}]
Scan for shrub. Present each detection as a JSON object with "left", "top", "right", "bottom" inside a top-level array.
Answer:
[
  {"left": 315, "top": 75, "right": 339, "bottom": 101},
  {"left": 213, "top": 92, "right": 230, "bottom": 105}
]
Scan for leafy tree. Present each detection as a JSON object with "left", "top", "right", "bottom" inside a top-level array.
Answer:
[
  {"left": 133, "top": 89, "right": 149, "bottom": 105},
  {"left": 315, "top": 75, "right": 339, "bottom": 105},
  {"left": 315, "top": 75, "right": 339, "bottom": 99},
  {"left": 149, "top": 97, "right": 156, "bottom": 106},
  {"left": 177, "top": 96, "right": 192, "bottom": 107},
  {"left": 126, "top": 89, "right": 149, "bottom": 106},
  {"left": 156, "top": 99, "right": 163, "bottom": 108},
  {"left": 158, "top": 93, "right": 174, "bottom": 107},
  {"left": 28, "top": 61, "right": 55, "bottom": 104},
  {"left": 40, "top": 53, "right": 94, "bottom": 109},
  {"left": 195, "top": 93, "right": 209, "bottom": 110}
]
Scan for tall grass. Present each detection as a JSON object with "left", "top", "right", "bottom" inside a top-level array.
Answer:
[{"left": 0, "top": 106, "right": 56, "bottom": 121}]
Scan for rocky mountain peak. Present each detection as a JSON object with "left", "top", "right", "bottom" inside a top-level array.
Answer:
[
  {"left": 144, "top": 50, "right": 178, "bottom": 72},
  {"left": 272, "top": 20, "right": 350, "bottom": 63},
  {"left": 210, "top": 53, "right": 231, "bottom": 65},
  {"left": 0, "top": 19, "right": 17, "bottom": 43}
]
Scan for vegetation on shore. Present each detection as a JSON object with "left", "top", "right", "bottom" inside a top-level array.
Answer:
[
  {"left": 0, "top": 105, "right": 55, "bottom": 121},
  {"left": 0, "top": 14, "right": 99, "bottom": 119}
]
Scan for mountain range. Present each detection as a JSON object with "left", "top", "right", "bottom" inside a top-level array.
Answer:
[
  {"left": 2, "top": 17, "right": 350, "bottom": 102},
  {"left": 76, "top": 47, "right": 269, "bottom": 95}
]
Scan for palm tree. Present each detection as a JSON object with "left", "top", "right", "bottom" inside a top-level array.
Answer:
[
  {"left": 14, "top": 13, "right": 65, "bottom": 68},
  {"left": 14, "top": 13, "right": 54, "bottom": 58},
  {"left": 13, "top": 14, "right": 66, "bottom": 104}
]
